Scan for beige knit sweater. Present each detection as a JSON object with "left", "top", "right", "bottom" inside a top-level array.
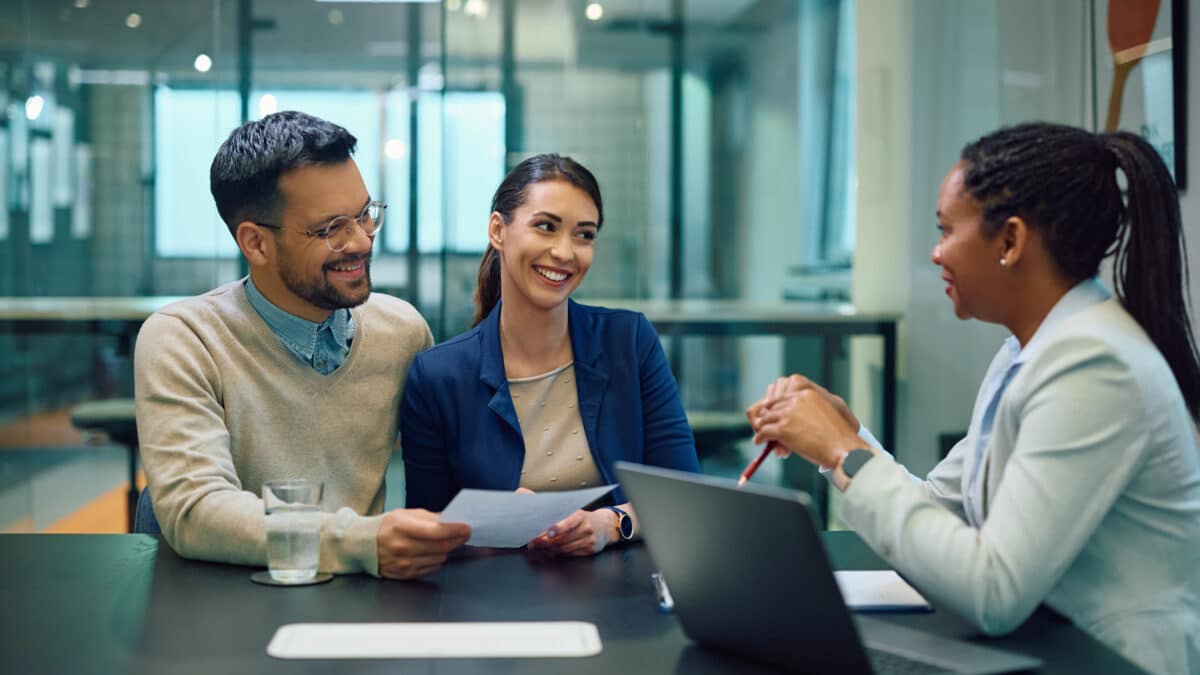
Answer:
[{"left": 134, "top": 279, "right": 432, "bottom": 575}]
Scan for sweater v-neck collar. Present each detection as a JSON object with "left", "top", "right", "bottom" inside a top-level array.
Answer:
[{"left": 232, "top": 281, "right": 365, "bottom": 386}]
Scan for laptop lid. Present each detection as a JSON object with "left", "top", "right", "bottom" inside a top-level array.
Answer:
[
  {"left": 616, "top": 462, "right": 874, "bottom": 673},
  {"left": 616, "top": 462, "right": 1044, "bottom": 675}
]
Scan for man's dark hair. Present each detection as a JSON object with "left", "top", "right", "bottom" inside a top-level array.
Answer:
[{"left": 209, "top": 110, "right": 358, "bottom": 238}]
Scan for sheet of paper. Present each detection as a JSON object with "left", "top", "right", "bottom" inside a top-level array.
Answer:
[
  {"left": 267, "top": 622, "right": 602, "bottom": 659},
  {"left": 440, "top": 485, "right": 616, "bottom": 548},
  {"left": 835, "top": 570, "right": 931, "bottom": 612}
]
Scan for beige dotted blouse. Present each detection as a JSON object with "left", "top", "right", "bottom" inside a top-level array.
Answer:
[{"left": 509, "top": 362, "right": 604, "bottom": 491}]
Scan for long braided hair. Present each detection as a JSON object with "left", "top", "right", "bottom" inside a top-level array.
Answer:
[{"left": 960, "top": 122, "right": 1200, "bottom": 422}]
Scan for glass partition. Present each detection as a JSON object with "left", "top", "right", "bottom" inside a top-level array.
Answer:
[{"left": 0, "top": 0, "right": 864, "bottom": 531}]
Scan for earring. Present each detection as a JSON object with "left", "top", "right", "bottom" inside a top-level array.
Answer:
[{"left": 999, "top": 258, "right": 1007, "bottom": 267}]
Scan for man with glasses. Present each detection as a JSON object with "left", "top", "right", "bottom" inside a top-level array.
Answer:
[{"left": 134, "top": 111, "right": 470, "bottom": 579}]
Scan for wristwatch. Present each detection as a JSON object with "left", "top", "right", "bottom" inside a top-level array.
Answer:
[
  {"left": 606, "top": 506, "right": 634, "bottom": 541},
  {"left": 840, "top": 448, "right": 875, "bottom": 479}
]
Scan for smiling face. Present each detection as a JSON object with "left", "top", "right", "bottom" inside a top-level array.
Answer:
[
  {"left": 932, "top": 162, "right": 1007, "bottom": 322},
  {"left": 263, "top": 159, "right": 374, "bottom": 320},
  {"left": 491, "top": 179, "right": 600, "bottom": 315}
]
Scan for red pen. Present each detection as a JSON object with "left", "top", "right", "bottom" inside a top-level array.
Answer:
[{"left": 737, "top": 442, "right": 779, "bottom": 487}]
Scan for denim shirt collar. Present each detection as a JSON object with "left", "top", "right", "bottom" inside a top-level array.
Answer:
[{"left": 244, "top": 276, "right": 355, "bottom": 362}]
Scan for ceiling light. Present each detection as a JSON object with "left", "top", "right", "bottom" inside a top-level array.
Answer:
[
  {"left": 193, "top": 54, "right": 213, "bottom": 73},
  {"left": 125, "top": 12, "right": 142, "bottom": 29},
  {"left": 25, "top": 95, "right": 45, "bottom": 121},
  {"left": 258, "top": 94, "right": 279, "bottom": 117},
  {"left": 74, "top": 0, "right": 89, "bottom": 7},
  {"left": 585, "top": 3, "right": 603, "bottom": 21},
  {"left": 464, "top": 0, "right": 487, "bottom": 19},
  {"left": 328, "top": 9, "right": 344, "bottom": 25},
  {"left": 384, "top": 139, "right": 407, "bottom": 160}
]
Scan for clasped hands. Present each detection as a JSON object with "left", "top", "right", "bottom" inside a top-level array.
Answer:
[{"left": 745, "top": 374, "right": 867, "bottom": 473}]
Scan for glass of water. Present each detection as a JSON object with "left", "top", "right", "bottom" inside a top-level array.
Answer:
[{"left": 263, "top": 479, "right": 323, "bottom": 583}]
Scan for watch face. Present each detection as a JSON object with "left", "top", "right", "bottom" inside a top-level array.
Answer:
[
  {"left": 842, "top": 449, "right": 874, "bottom": 478},
  {"left": 618, "top": 513, "right": 634, "bottom": 540}
]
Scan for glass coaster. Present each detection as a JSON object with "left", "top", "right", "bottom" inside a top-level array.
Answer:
[{"left": 250, "top": 571, "right": 334, "bottom": 587}]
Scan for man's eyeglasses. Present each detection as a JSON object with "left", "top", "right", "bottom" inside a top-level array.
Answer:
[{"left": 257, "top": 200, "right": 386, "bottom": 252}]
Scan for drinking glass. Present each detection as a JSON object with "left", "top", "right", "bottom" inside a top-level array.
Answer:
[{"left": 263, "top": 479, "right": 323, "bottom": 583}]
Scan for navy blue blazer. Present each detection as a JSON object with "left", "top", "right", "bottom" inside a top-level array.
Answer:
[{"left": 401, "top": 299, "right": 700, "bottom": 511}]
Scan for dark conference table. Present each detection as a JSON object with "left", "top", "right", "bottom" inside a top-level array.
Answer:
[{"left": 0, "top": 532, "right": 1141, "bottom": 674}]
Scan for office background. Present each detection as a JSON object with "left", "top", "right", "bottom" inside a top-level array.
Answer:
[{"left": 0, "top": 0, "right": 1196, "bottom": 533}]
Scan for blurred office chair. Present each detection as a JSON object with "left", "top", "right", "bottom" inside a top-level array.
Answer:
[{"left": 70, "top": 398, "right": 139, "bottom": 532}]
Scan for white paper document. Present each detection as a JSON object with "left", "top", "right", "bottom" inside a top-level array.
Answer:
[
  {"left": 267, "top": 621, "right": 603, "bottom": 659},
  {"left": 440, "top": 485, "right": 616, "bottom": 548},
  {"left": 835, "top": 570, "right": 931, "bottom": 612}
]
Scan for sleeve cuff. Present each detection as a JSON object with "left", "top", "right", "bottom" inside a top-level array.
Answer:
[{"left": 322, "top": 509, "right": 387, "bottom": 577}]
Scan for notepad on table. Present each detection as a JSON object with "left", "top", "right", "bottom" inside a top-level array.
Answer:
[
  {"left": 267, "top": 621, "right": 603, "bottom": 659},
  {"left": 834, "top": 570, "right": 932, "bottom": 612}
]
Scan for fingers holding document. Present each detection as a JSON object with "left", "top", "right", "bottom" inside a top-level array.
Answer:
[
  {"left": 376, "top": 509, "right": 471, "bottom": 580},
  {"left": 528, "top": 508, "right": 614, "bottom": 556}
]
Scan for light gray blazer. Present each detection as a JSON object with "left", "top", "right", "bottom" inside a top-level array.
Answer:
[{"left": 844, "top": 295, "right": 1200, "bottom": 675}]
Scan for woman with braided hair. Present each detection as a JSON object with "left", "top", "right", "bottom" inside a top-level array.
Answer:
[{"left": 749, "top": 122, "right": 1200, "bottom": 674}]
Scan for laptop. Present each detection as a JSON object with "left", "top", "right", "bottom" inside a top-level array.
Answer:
[{"left": 616, "top": 462, "right": 1043, "bottom": 674}]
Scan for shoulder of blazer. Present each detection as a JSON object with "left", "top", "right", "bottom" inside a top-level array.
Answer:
[{"left": 409, "top": 324, "right": 485, "bottom": 379}]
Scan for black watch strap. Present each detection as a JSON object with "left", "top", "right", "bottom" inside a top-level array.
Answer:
[
  {"left": 607, "top": 506, "right": 634, "bottom": 541},
  {"left": 841, "top": 448, "right": 875, "bottom": 479}
]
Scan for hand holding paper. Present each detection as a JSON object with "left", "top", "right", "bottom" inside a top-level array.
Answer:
[{"left": 439, "top": 485, "right": 616, "bottom": 548}]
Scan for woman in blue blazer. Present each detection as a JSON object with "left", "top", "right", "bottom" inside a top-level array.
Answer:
[{"left": 401, "top": 154, "right": 700, "bottom": 556}]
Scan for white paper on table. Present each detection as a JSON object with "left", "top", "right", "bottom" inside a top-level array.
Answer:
[
  {"left": 439, "top": 485, "right": 616, "bottom": 548},
  {"left": 267, "top": 621, "right": 602, "bottom": 659},
  {"left": 835, "top": 570, "right": 931, "bottom": 612}
]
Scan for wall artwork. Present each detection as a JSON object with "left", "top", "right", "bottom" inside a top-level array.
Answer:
[{"left": 1093, "top": 0, "right": 1188, "bottom": 189}]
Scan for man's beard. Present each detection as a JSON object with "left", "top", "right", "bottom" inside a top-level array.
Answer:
[{"left": 279, "top": 253, "right": 372, "bottom": 311}]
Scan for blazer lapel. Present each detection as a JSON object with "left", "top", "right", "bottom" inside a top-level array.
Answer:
[
  {"left": 568, "top": 301, "right": 609, "bottom": 456},
  {"left": 479, "top": 303, "right": 522, "bottom": 437}
]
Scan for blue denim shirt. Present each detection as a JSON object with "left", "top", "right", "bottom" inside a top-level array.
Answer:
[{"left": 244, "top": 277, "right": 355, "bottom": 375}]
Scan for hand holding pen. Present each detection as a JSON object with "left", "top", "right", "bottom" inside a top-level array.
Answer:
[
  {"left": 737, "top": 442, "right": 782, "bottom": 487},
  {"left": 744, "top": 374, "right": 865, "bottom": 477}
]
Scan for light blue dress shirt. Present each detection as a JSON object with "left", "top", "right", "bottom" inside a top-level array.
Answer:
[{"left": 244, "top": 277, "right": 356, "bottom": 375}]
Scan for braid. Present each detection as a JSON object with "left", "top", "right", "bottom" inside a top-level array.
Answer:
[
  {"left": 959, "top": 122, "right": 1200, "bottom": 422},
  {"left": 961, "top": 123, "right": 1122, "bottom": 282},
  {"left": 1105, "top": 131, "right": 1200, "bottom": 422}
]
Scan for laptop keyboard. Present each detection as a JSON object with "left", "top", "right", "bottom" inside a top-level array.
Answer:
[{"left": 866, "top": 647, "right": 959, "bottom": 675}]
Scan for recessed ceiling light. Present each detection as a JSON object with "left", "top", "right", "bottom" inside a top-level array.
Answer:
[
  {"left": 258, "top": 94, "right": 279, "bottom": 117},
  {"left": 464, "top": 0, "right": 487, "bottom": 19},
  {"left": 193, "top": 54, "right": 213, "bottom": 73},
  {"left": 328, "top": 9, "right": 345, "bottom": 25},
  {"left": 125, "top": 12, "right": 142, "bottom": 29},
  {"left": 384, "top": 139, "right": 407, "bottom": 160},
  {"left": 585, "top": 3, "right": 603, "bottom": 21},
  {"left": 25, "top": 95, "right": 45, "bottom": 121},
  {"left": 74, "top": 0, "right": 89, "bottom": 8}
]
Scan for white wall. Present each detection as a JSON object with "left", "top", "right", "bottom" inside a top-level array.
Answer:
[
  {"left": 1183, "top": 3, "right": 1200, "bottom": 339},
  {"left": 853, "top": 0, "right": 1088, "bottom": 474}
]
